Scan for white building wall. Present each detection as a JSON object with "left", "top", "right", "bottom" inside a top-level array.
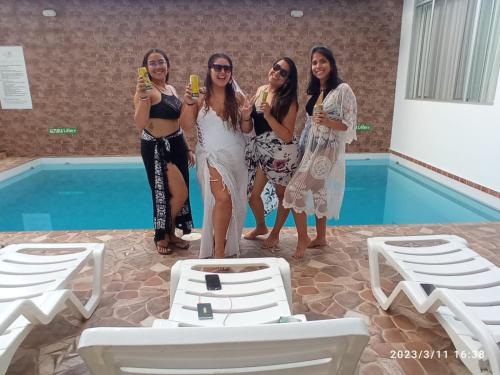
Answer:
[{"left": 391, "top": 0, "right": 500, "bottom": 192}]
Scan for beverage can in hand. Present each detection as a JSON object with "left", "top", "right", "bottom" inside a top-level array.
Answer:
[
  {"left": 137, "top": 67, "right": 152, "bottom": 91},
  {"left": 314, "top": 90, "right": 324, "bottom": 114},
  {"left": 190, "top": 74, "right": 199, "bottom": 98},
  {"left": 260, "top": 89, "right": 268, "bottom": 104}
]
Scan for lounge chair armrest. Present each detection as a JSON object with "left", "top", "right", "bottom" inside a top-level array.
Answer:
[
  {"left": 435, "top": 290, "right": 500, "bottom": 374},
  {"left": 152, "top": 319, "right": 180, "bottom": 328}
]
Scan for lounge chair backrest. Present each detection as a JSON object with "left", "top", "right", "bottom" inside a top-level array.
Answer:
[
  {"left": 0, "top": 243, "right": 104, "bottom": 375},
  {"left": 368, "top": 234, "right": 500, "bottom": 375},
  {"left": 78, "top": 318, "right": 369, "bottom": 375}
]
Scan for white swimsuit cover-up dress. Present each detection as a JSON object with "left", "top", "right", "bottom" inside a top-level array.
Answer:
[
  {"left": 195, "top": 107, "right": 248, "bottom": 258},
  {"left": 283, "top": 83, "right": 357, "bottom": 219}
]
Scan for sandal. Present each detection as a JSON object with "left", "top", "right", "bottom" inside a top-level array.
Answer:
[
  {"left": 168, "top": 234, "right": 190, "bottom": 250},
  {"left": 154, "top": 239, "right": 173, "bottom": 255}
]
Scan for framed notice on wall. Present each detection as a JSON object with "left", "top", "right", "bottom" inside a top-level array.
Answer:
[{"left": 0, "top": 46, "right": 32, "bottom": 109}]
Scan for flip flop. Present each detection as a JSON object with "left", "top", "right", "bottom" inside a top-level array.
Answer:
[
  {"left": 155, "top": 239, "right": 173, "bottom": 255},
  {"left": 169, "top": 237, "right": 190, "bottom": 250}
]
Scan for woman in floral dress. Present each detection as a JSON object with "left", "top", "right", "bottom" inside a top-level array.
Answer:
[{"left": 244, "top": 57, "right": 300, "bottom": 250}]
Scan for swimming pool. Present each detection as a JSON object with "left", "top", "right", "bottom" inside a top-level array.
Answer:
[{"left": 0, "top": 158, "right": 499, "bottom": 232}]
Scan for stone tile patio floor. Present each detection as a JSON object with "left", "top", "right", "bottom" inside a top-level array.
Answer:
[{"left": 1, "top": 222, "right": 499, "bottom": 375}]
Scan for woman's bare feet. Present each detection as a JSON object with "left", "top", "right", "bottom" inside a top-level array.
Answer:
[
  {"left": 262, "top": 234, "right": 279, "bottom": 250},
  {"left": 243, "top": 226, "right": 269, "bottom": 240},
  {"left": 292, "top": 236, "right": 311, "bottom": 259},
  {"left": 308, "top": 237, "right": 328, "bottom": 248}
]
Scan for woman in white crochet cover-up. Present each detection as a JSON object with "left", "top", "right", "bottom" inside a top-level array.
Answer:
[
  {"left": 180, "top": 53, "right": 252, "bottom": 259},
  {"left": 283, "top": 46, "right": 357, "bottom": 259}
]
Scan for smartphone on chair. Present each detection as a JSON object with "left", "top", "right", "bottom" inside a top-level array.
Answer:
[{"left": 205, "top": 274, "right": 221, "bottom": 290}]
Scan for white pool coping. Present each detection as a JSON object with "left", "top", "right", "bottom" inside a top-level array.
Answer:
[
  {"left": 0, "top": 156, "right": 142, "bottom": 182},
  {"left": 389, "top": 154, "right": 500, "bottom": 211},
  {"left": 1, "top": 154, "right": 499, "bottom": 211}
]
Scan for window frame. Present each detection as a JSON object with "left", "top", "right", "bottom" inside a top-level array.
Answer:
[{"left": 406, "top": 0, "right": 500, "bottom": 105}]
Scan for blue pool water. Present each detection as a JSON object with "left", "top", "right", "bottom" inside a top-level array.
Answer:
[{"left": 0, "top": 159, "right": 498, "bottom": 232}]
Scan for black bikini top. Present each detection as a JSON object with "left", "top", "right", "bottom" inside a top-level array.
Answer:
[
  {"left": 250, "top": 105, "right": 272, "bottom": 136},
  {"left": 150, "top": 93, "right": 182, "bottom": 120}
]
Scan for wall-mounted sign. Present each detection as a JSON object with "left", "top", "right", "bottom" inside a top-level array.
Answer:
[
  {"left": 356, "top": 123, "right": 373, "bottom": 132},
  {"left": 48, "top": 127, "right": 78, "bottom": 135},
  {"left": 0, "top": 46, "right": 32, "bottom": 109}
]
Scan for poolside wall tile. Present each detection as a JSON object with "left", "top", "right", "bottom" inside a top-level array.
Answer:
[
  {"left": 391, "top": 149, "right": 500, "bottom": 198},
  {"left": 0, "top": 0, "right": 402, "bottom": 156}
]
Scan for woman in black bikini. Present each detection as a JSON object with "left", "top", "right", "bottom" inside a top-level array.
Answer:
[{"left": 134, "top": 48, "right": 194, "bottom": 254}]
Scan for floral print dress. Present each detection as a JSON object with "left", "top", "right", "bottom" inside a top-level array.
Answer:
[{"left": 245, "top": 105, "right": 300, "bottom": 215}]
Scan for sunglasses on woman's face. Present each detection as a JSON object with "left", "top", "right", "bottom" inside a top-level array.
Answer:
[
  {"left": 211, "top": 64, "right": 233, "bottom": 73},
  {"left": 272, "top": 63, "right": 289, "bottom": 78},
  {"left": 147, "top": 59, "right": 167, "bottom": 68}
]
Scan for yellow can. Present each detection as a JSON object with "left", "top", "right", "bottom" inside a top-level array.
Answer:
[
  {"left": 137, "top": 67, "right": 152, "bottom": 91},
  {"left": 313, "top": 103, "right": 323, "bottom": 114},
  {"left": 260, "top": 89, "right": 268, "bottom": 104},
  {"left": 314, "top": 90, "right": 324, "bottom": 114},
  {"left": 190, "top": 74, "right": 199, "bottom": 98}
]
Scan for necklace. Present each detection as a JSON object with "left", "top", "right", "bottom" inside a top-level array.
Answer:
[{"left": 153, "top": 83, "right": 169, "bottom": 94}]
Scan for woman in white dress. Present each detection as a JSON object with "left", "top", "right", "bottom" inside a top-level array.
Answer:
[
  {"left": 180, "top": 53, "right": 252, "bottom": 258},
  {"left": 283, "top": 46, "right": 357, "bottom": 259}
]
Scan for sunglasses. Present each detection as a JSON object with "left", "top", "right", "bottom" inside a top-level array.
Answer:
[
  {"left": 272, "top": 63, "right": 289, "bottom": 78},
  {"left": 211, "top": 64, "right": 233, "bottom": 73},
  {"left": 147, "top": 59, "right": 167, "bottom": 68}
]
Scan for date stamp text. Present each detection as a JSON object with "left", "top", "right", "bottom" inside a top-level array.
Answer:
[{"left": 390, "top": 350, "right": 485, "bottom": 360}]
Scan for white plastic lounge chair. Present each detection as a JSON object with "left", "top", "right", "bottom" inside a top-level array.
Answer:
[
  {"left": 169, "top": 258, "right": 293, "bottom": 326},
  {"left": 368, "top": 235, "right": 500, "bottom": 375},
  {"left": 0, "top": 243, "right": 105, "bottom": 375},
  {"left": 78, "top": 318, "right": 369, "bottom": 375}
]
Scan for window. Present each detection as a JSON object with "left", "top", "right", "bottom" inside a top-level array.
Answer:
[{"left": 407, "top": 0, "right": 500, "bottom": 104}]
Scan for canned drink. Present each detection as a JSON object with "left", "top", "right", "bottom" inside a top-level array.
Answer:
[
  {"left": 260, "top": 90, "right": 268, "bottom": 104},
  {"left": 313, "top": 103, "right": 323, "bottom": 114},
  {"left": 314, "top": 90, "right": 324, "bottom": 115},
  {"left": 137, "top": 67, "right": 152, "bottom": 91},
  {"left": 190, "top": 74, "right": 199, "bottom": 98}
]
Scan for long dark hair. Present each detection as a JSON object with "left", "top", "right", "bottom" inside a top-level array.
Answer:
[
  {"left": 306, "top": 45, "right": 342, "bottom": 96},
  {"left": 204, "top": 53, "right": 239, "bottom": 130},
  {"left": 270, "top": 57, "right": 298, "bottom": 123},
  {"left": 142, "top": 48, "right": 170, "bottom": 83}
]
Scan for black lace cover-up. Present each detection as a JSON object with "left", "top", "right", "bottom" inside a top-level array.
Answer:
[{"left": 141, "top": 129, "right": 193, "bottom": 242}]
